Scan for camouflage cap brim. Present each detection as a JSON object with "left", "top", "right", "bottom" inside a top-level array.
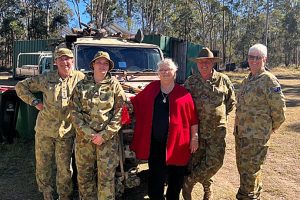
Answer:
[{"left": 54, "top": 48, "right": 74, "bottom": 59}]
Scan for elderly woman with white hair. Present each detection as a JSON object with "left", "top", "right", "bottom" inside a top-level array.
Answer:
[
  {"left": 130, "top": 58, "right": 199, "bottom": 200},
  {"left": 234, "top": 43, "right": 286, "bottom": 199}
]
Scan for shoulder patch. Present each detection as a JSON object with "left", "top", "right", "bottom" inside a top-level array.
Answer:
[{"left": 271, "top": 86, "right": 281, "bottom": 93}]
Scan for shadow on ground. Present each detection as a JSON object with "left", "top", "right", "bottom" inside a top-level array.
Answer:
[
  {"left": 286, "top": 122, "right": 300, "bottom": 134},
  {"left": 281, "top": 83, "right": 300, "bottom": 107},
  {"left": 121, "top": 169, "right": 149, "bottom": 200},
  {"left": 0, "top": 139, "right": 149, "bottom": 200}
]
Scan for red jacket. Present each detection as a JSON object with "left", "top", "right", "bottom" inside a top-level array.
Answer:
[{"left": 130, "top": 80, "right": 198, "bottom": 166}]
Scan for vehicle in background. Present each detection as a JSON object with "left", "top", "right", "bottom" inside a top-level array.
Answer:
[
  {"left": 1, "top": 23, "right": 164, "bottom": 198},
  {"left": 66, "top": 24, "right": 162, "bottom": 91},
  {"left": 63, "top": 24, "right": 163, "bottom": 197},
  {"left": 14, "top": 51, "right": 53, "bottom": 79}
]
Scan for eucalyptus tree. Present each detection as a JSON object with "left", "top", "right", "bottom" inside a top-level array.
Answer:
[
  {"left": 68, "top": 0, "right": 83, "bottom": 28},
  {"left": 114, "top": 0, "right": 140, "bottom": 31},
  {"left": 233, "top": 0, "right": 268, "bottom": 63},
  {"left": 281, "top": 1, "right": 300, "bottom": 66},
  {"left": 0, "top": 0, "right": 24, "bottom": 67},
  {"left": 91, "top": 0, "right": 117, "bottom": 28},
  {"left": 19, "top": 0, "right": 70, "bottom": 39},
  {"left": 136, "top": 0, "right": 160, "bottom": 34},
  {"left": 49, "top": 1, "right": 70, "bottom": 37},
  {"left": 0, "top": 0, "right": 70, "bottom": 68}
]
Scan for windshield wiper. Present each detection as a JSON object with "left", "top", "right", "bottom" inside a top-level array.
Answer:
[
  {"left": 142, "top": 69, "right": 156, "bottom": 72},
  {"left": 110, "top": 69, "right": 126, "bottom": 73}
]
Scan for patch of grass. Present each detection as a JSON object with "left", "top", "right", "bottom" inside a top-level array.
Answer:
[
  {"left": 271, "top": 67, "right": 300, "bottom": 78},
  {"left": 0, "top": 140, "right": 35, "bottom": 175},
  {"left": 224, "top": 71, "right": 247, "bottom": 90},
  {"left": 224, "top": 67, "right": 300, "bottom": 90}
]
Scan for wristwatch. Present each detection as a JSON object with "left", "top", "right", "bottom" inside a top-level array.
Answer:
[{"left": 31, "top": 99, "right": 41, "bottom": 107}]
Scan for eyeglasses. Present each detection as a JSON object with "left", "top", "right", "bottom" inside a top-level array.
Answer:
[
  {"left": 158, "top": 68, "right": 173, "bottom": 73},
  {"left": 248, "top": 55, "right": 263, "bottom": 61},
  {"left": 57, "top": 56, "right": 72, "bottom": 62}
]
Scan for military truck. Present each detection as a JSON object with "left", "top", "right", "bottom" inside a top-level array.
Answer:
[
  {"left": 57, "top": 25, "right": 164, "bottom": 197},
  {"left": 0, "top": 24, "right": 164, "bottom": 198},
  {"left": 14, "top": 51, "right": 53, "bottom": 79}
]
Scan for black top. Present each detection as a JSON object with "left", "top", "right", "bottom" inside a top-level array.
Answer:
[{"left": 151, "top": 91, "right": 169, "bottom": 148}]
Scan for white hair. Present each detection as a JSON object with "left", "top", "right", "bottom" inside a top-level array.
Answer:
[
  {"left": 157, "top": 58, "right": 178, "bottom": 72},
  {"left": 248, "top": 43, "right": 267, "bottom": 57}
]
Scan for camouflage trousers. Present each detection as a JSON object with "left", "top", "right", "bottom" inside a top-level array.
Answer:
[
  {"left": 235, "top": 137, "right": 269, "bottom": 200},
  {"left": 35, "top": 134, "right": 74, "bottom": 198},
  {"left": 183, "top": 128, "right": 226, "bottom": 199},
  {"left": 75, "top": 135, "right": 119, "bottom": 200}
]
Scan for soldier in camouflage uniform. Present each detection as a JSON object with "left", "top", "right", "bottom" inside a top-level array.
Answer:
[
  {"left": 234, "top": 43, "right": 286, "bottom": 200},
  {"left": 69, "top": 51, "right": 125, "bottom": 200},
  {"left": 182, "top": 47, "right": 236, "bottom": 200},
  {"left": 15, "top": 48, "right": 85, "bottom": 200}
]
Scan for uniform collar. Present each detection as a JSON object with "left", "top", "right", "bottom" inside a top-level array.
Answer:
[
  {"left": 54, "top": 69, "right": 74, "bottom": 82},
  {"left": 197, "top": 69, "right": 217, "bottom": 82},
  {"left": 248, "top": 68, "right": 266, "bottom": 81},
  {"left": 85, "top": 72, "right": 112, "bottom": 84}
]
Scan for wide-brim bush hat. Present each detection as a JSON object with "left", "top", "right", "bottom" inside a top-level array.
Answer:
[
  {"left": 191, "top": 47, "right": 222, "bottom": 63},
  {"left": 90, "top": 51, "right": 114, "bottom": 70}
]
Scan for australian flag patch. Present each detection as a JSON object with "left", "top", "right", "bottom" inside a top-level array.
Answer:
[{"left": 271, "top": 86, "right": 281, "bottom": 93}]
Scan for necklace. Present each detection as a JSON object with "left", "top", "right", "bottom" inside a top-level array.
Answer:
[
  {"left": 161, "top": 91, "right": 168, "bottom": 103},
  {"left": 160, "top": 82, "right": 174, "bottom": 103}
]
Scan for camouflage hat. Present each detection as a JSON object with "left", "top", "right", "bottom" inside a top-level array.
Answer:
[
  {"left": 90, "top": 51, "right": 114, "bottom": 70},
  {"left": 191, "top": 47, "right": 222, "bottom": 63},
  {"left": 54, "top": 48, "right": 74, "bottom": 60}
]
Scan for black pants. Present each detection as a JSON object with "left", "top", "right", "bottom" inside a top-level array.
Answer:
[{"left": 148, "top": 141, "right": 186, "bottom": 200}]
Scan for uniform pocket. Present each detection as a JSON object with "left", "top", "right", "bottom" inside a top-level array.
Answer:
[
  {"left": 210, "top": 87, "right": 225, "bottom": 106},
  {"left": 46, "top": 82, "right": 57, "bottom": 102}
]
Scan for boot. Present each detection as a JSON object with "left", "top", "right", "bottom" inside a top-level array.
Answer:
[
  {"left": 43, "top": 192, "right": 54, "bottom": 200},
  {"left": 203, "top": 184, "right": 212, "bottom": 200}
]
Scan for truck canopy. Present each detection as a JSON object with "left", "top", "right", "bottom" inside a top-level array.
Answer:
[{"left": 15, "top": 51, "right": 53, "bottom": 78}]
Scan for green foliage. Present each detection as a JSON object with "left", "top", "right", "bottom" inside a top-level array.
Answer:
[
  {"left": 0, "top": 0, "right": 299, "bottom": 68},
  {"left": 0, "top": 0, "right": 71, "bottom": 67},
  {"left": 91, "top": 0, "right": 117, "bottom": 28}
]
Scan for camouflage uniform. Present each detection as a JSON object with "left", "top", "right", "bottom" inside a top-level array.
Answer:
[
  {"left": 234, "top": 69, "right": 285, "bottom": 200},
  {"left": 183, "top": 70, "right": 236, "bottom": 199},
  {"left": 15, "top": 70, "right": 85, "bottom": 199},
  {"left": 69, "top": 72, "right": 125, "bottom": 200}
]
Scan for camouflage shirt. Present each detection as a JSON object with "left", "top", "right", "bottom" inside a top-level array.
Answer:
[
  {"left": 69, "top": 72, "right": 125, "bottom": 142},
  {"left": 15, "top": 70, "right": 85, "bottom": 138},
  {"left": 184, "top": 70, "right": 236, "bottom": 138},
  {"left": 234, "top": 69, "right": 286, "bottom": 140}
]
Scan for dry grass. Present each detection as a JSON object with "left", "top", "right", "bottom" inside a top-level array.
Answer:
[{"left": 0, "top": 71, "right": 299, "bottom": 200}]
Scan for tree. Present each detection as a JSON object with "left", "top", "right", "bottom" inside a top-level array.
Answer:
[{"left": 92, "top": 0, "right": 117, "bottom": 28}]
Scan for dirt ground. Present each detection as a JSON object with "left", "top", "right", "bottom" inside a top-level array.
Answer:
[{"left": 0, "top": 70, "right": 299, "bottom": 200}]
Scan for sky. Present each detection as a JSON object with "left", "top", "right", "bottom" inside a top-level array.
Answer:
[
  {"left": 68, "top": 1, "right": 90, "bottom": 28},
  {"left": 67, "top": 1, "right": 138, "bottom": 33}
]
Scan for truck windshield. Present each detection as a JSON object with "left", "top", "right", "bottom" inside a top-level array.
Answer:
[{"left": 76, "top": 45, "right": 162, "bottom": 72}]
